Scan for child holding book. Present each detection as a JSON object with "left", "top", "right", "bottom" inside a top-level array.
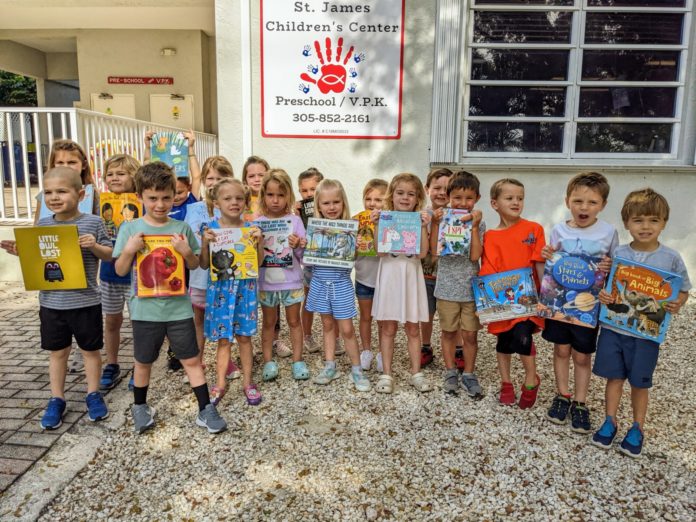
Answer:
[
  {"left": 114, "top": 162, "right": 227, "bottom": 434},
  {"left": 592, "top": 188, "right": 690, "bottom": 457},
  {"left": 480, "top": 178, "right": 545, "bottom": 408},
  {"left": 541, "top": 172, "right": 618, "bottom": 433},
  {"left": 2, "top": 167, "right": 112, "bottom": 429}
]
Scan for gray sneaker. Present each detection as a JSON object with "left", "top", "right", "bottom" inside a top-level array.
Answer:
[
  {"left": 461, "top": 372, "right": 483, "bottom": 399},
  {"left": 443, "top": 368, "right": 459, "bottom": 394},
  {"left": 132, "top": 404, "right": 155, "bottom": 434},
  {"left": 196, "top": 404, "right": 227, "bottom": 434}
]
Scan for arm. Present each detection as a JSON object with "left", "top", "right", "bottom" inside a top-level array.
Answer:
[
  {"left": 198, "top": 227, "right": 215, "bottom": 270},
  {"left": 171, "top": 233, "right": 200, "bottom": 270},
  {"left": 469, "top": 211, "right": 483, "bottom": 262},
  {"left": 143, "top": 130, "right": 154, "bottom": 163},
  {"left": 114, "top": 232, "right": 144, "bottom": 276},
  {"left": 0, "top": 240, "right": 18, "bottom": 256},
  {"left": 429, "top": 209, "right": 442, "bottom": 258},
  {"left": 534, "top": 261, "right": 545, "bottom": 285},
  {"left": 78, "top": 234, "right": 113, "bottom": 261},
  {"left": 184, "top": 130, "right": 202, "bottom": 198},
  {"left": 665, "top": 290, "right": 689, "bottom": 314},
  {"left": 418, "top": 211, "right": 431, "bottom": 260}
]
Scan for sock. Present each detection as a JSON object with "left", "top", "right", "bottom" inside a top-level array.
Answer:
[
  {"left": 524, "top": 382, "right": 538, "bottom": 390},
  {"left": 133, "top": 385, "right": 148, "bottom": 405},
  {"left": 572, "top": 401, "right": 586, "bottom": 408},
  {"left": 192, "top": 384, "right": 210, "bottom": 411},
  {"left": 462, "top": 371, "right": 475, "bottom": 377},
  {"left": 351, "top": 365, "right": 362, "bottom": 375},
  {"left": 422, "top": 343, "right": 431, "bottom": 350},
  {"left": 325, "top": 360, "right": 336, "bottom": 370}
]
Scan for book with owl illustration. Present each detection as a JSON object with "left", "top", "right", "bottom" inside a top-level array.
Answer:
[
  {"left": 133, "top": 235, "right": 186, "bottom": 297},
  {"left": 209, "top": 227, "right": 259, "bottom": 281},
  {"left": 39, "top": 184, "right": 95, "bottom": 220},
  {"left": 14, "top": 225, "right": 87, "bottom": 290},
  {"left": 304, "top": 218, "right": 357, "bottom": 269},
  {"left": 376, "top": 211, "right": 421, "bottom": 256},
  {"left": 255, "top": 219, "right": 294, "bottom": 268},
  {"left": 472, "top": 268, "right": 539, "bottom": 325},
  {"left": 353, "top": 210, "right": 376, "bottom": 257},
  {"left": 99, "top": 192, "right": 142, "bottom": 239},
  {"left": 150, "top": 131, "right": 189, "bottom": 177},
  {"left": 437, "top": 208, "right": 472, "bottom": 257}
]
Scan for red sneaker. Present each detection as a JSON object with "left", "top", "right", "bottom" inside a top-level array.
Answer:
[
  {"left": 454, "top": 349, "right": 466, "bottom": 371},
  {"left": 498, "top": 382, "right": 515, "bottom": 406},
  {"left": 420, "top": 346, "right": 434, "bottom": 367},
  {"left": 518, "top": 374, "right": 541, "bottom": 409}
]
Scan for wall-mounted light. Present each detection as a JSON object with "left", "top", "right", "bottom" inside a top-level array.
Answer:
[
  {"left": 170, "top": 94, "right": 185, "bottom": 100},
  {"left": 160, "top": 47, "right": 177, "bottom": 56},
  {"left": 99, "top": 93, "right": 113, "bottom": 99}
]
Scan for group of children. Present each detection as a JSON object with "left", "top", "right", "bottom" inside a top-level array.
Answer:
[{"left": 0, "top": 138, "right": 690, "bottom": 457}]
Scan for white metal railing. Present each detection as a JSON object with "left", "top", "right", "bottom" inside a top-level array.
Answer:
[{"left": 0, "top": 108, "right": 218, "bottom": 221}]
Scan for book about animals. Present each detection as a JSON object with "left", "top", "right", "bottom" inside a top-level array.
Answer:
[
  {"left": 472, "top": 268, "right": 539, "bottom": 325},
  {"left": 39, "top": 184, "right": 95, "bottom": 220},
  {"left": 298, "top": 197, "right": 315, "bottom": 228},
  {"left": 376, "top": 211, "right": 421, "bottom": 256},
  {"left": 133, "top": 235, "right": 185, "bottom": 297},
  {"left": 99, "top": 192, "right": 142, "bottom": 239},
  {"left": 598, "top": 257, "right": 681, "bottom": 344},
  {"left": 150, "top": 131, "right": 189, "bottom": 177},
  {"left": 14, "top": 225, "right": 87, "bottom": 291},
  {"left": 437, "top": 208, "right": 472, "bottom": 256},
  {"left": 209, "top": 227, "right": 259, "bottom": 281},
  {"left": 304, "top": 218, "right": 358, "bottom": 269},
  {"left": 353, "top": 210, "right": 376, "bottom": 257},
  {"left": 537, "top": 247, "right": 604, "bottom": 329},
  {"left": 255, "top": 218, "right": 294, "bottom": 268}
]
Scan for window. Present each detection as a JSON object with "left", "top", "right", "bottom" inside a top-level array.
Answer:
[{"left": 463, "top": 0, "right": 691, "bottom": 158}]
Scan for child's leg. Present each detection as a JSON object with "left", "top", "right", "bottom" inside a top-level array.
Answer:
[
  {"left": 358, "top": 298, "right": 373, "bottom": 350},
  {"left": 103, "top": 312, "right": 123, "bottom": 366},
  {"left": 520, "top": 354, "right": 537, "bottom": 388},
  {"left": 215, "top": 339, "right": 231, "bottom": 390},
  {"left": 193, "top": 306, "right": 206, "bottom": 363},
  {"left": 497, "top": 353, "right": 512, "bottom": 383},
  {"left": 379, "top": 320, "right": 397, "bottom": 375},
  {"left": 420, "top": 314, "right": 434, "bottom": 347},
  {"left": 133, "top": 362, "right": 152, "bottom": 388},
  {"left": 236, "top": 335, "right": 254, "bottom": 388},
  {"left": 404, "top": 321, "right": 422, "bottom": 375},
  {"left": 630, "top": 387, "right": 649, "bottom": 429},
  {"left": 553, "top": 343, "right": 572, "bottom": 396},
  {"left": 571, "top": 349, "right": 592, "bottom": 403},
  {"left": 180, "top": 356, "right": 206, "bottom": 388},
  {"left": 337, "top": 318, "right": 360, "bottom": 366},
  {"left": 461, "top": 330, "right": 478, "bottom": 373},
  {"left": 81, "top": 349, "right": 102, "bottom": 394},
  {"left": 49, "top": 347, "right": 71, "bottom": 398},
  {"left": 605, "top": 378, "right": 625, "bottom": 418},
  {"left": 320, "top": 313, "right": 337, "bottom": 361},
  {"left": 261, "top": 305, "right": 278, "bottom": 363},
  {"left": 284, "top": 302, "right": 304, "bottom": 362},
  {"left": 302, "top": 285, "right": 314, "bottom": 338},
  {"left": 441, "top": 330, "right": 457, "bottom": 369}
]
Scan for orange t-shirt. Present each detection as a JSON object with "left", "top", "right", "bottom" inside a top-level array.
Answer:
[{"left": 480, "top": 219, "right": 546, "bottom": 334}]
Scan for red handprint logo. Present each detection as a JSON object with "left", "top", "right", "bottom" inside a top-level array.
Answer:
[{"left": 300, "top": 37, "right": 354, "bottom": 94}]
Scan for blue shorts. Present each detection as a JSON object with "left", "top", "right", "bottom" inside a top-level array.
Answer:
[
  {"left": 592, "top": 328, "right": 659, "bottom": 389},
  {"left": 355, "top": 281, "right": 375, "bottom": 300},
  {"left": 306, "top": 277, "right": 356, "bottom": 319},
  {"left": 425, "top": 278, "right": 436, "bottom": 316}
]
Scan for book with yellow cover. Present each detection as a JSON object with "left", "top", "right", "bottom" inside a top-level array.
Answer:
[
  {"left": 14, "top": 225, "right": 87, "bottom": 290},
  {"left": 134, "top": 235, "right": 185, "bottom": 297},
  {"left": 99, "top": 192, "right": 142, "bottom": 239},
  {"left": 209, "top": 227, "right": 259, "bottom": 281},
  {"left": 353, "top": 210, "right": 376, "bottom": 257}
]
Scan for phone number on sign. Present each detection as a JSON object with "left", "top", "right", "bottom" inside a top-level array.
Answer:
[{"left": 292, "top": 113, "right": 370, "bottom": 123}]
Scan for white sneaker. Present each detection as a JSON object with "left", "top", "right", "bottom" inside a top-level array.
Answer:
[
  {"left": 376, "top": 353, "right": 383, "bottom": 373},
  {"left": 335, "top": 338, "right": 345, "bottom": 356},
  {"left": 360, "top": 350, "right": 374, "bottom": 371},
  {"left": 68, "top": 349, "right": 84, "bottom": 373}
]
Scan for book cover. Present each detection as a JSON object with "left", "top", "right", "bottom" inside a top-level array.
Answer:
[
  {"left": 472, "top": 268, "right": 539, "bottom": 325},
  {"left": 376, "top": 211, "right": 421, "bottom": 256},
  {"left": 209, "top": 227, "right": 259, "bottom": 281},
  {"left": 537, "top": 250, "right": 604, "bottom": 329},
  {"left": 150, "top": 131, "right": 189, "bottom": 177},
  {"left": 437, "top": 208, "right": 472, "bottom": 256},
  {"left": 39, "top": 184, "right": 95, "bottom": 219},
  {"left": 133, "top": 235, "right": 186, "bottom": 297},
  {"left": 255, "top": 218, "right": 294, "bottom": 268},
  {"left": 14, "top": 225, "right": 87, "bottom": 290},
  {"left": 99, "top": 192, "right": 142, "bottom": 239},
  {"left": 298, "top": 197, "right": 315, "bottom": 229},
  {"left": 598, "top": 256, "right": 682, "bottom": 343},
  {"left": 353, "top": 210, "right": 377, "bottom": 257},
  {"left": 304, "top": 218, "right": 358, "bottom": 269}
]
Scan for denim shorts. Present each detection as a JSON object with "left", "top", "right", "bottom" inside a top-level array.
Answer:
[
  {"left": 593, "top": 328, "right": 659, "bottom": 389},
  {"left": 355, "top": 281, "right": 375, "bottom": 300},
  {"left": 258, "top": 288, "right": 305, "bottom": 308}
]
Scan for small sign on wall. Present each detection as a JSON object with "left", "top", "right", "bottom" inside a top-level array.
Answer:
[
  {"left": 260, "top": 0, "right": 405, "bottom": 139},
  {"left": 108, "top": 77, "right": 174, "bottom": 85}
]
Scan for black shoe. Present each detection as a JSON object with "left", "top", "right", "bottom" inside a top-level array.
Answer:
[
  {"left": 570, "top": 401, "right": 592, "bottom": 434},
  {"left": 547, "top": 395, "right": 571, "bottom": 424},
  {"left": 167, "top": 348, "right": 183, "bottom": 371}
]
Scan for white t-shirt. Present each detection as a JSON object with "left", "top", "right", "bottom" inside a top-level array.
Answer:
[{"left": 548, "top": 219, "right": 619, "bottom": 258}]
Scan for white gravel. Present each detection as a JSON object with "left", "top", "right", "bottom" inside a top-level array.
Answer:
[{"left": 39, "top": 295, "right": 696, "bottom": 521}]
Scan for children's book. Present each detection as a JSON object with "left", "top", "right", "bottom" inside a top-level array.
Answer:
[
  {"left": 304, "top": 218, "right": 357, "bottom": 269},
  {"left": 537, "top": 250, "right": 604, "bottom": 328},
  {"left": 353, "top": 210, "right": 377, "bottom": 257},
  {"left": 209, "top": 228, "right": 259, "bottom": 281},
  {"left": 133, "top": 235, "right": 186, "bottom": 297},
  {"left": 150, "top": 131, "right": 189, "bottom": 177},
  {"left": 39, "top": 184, "right": 95, "bottom": 219},
  {"left": 14, "top": 225, "right": 87, "bottom": 290},
  {"left": 298, "top": 197, "right": 315, "bottom": 229},
  {"left": 376, "top": 211, "right": 421, "bottom": 256},
  {"left": 598, "top": 257, "right": 682, "bottom": 344},
  {"left": 99, "top": 192, "right": 142, "bottom": 239},
  {"left": 437, "top": 208, "right": 472, "bottom": 256},
  {"left": 255, "top": 218, "right": 294, "bottom": 268},
  {"left": 472, "top": 268, "right": 539, "bottom": 325}
]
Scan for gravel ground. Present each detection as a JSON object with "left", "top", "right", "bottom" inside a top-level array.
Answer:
[{"left": 39, "top": 297, "right": 696, "bottom": 521}]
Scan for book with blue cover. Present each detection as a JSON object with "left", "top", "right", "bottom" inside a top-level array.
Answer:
[
  {"left": 150, "top": 131, "right": 189, "bottom": 177},
  {"left": 376, "top": 211, "right": 421, "bottom": 256},
  {"left": 436, "top": 208, "right": 472, "bottom": 256},
  {"left": 304, "top": 218, "right": 357, "bottom": 269},
  {"left": 472, "top": 268, "right": 539, "bottom": 325}
]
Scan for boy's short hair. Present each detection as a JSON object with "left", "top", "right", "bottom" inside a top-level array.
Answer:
[
  {"left": 176, "top": 176, "right": 192, "bottom": 188},
  {"left": 566, "top": 171, "right": 610, "bottom": 201},
  {"left": 103, "top": 154, "right": 140, "bottom": 183},
  {"left": 298, "top": 167, "right": 324, "bottom": 185},
  {"left": 44, "top": 167, "right": 82, "bottom": 192},
  {"left": 621, "top": 188, "right": 670, "bottom": 223},
  {"left": 425, "top": 167, "right": 453, "bottom": 188},
  {"left": 447, "top": 171, "right": 480, "bottom": 197},
  {"left": 490, "top": 178, "right": 524, "bottom": 200},
  {"left": 362, "top": 178, "right": 388, "bottom": 199},
  {"left": 135, "top": 162, "right": 176, "bottom": 195}
]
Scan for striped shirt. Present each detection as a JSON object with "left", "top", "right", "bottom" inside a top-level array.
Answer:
[{"left": 38, "top": 213, "right": 110, "bottom": 310}]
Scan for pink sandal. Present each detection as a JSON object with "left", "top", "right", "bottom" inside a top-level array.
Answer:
[
  {"left": 244, "top": 384, "right": 262, "bottom": 406},
  {"left": 210, "top": 385, "right": 226, "bottom": 406}
]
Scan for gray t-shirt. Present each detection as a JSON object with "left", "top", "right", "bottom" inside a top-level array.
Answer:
[
  {"left": 434, "top": 220, "right": 486, "bottom": 302},
  {"left": 38, "top": 213, "right": 110, "bottom": 310}
]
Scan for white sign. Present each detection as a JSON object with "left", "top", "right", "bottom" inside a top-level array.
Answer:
[{"left": 261, "top": 0, "right": 405, "bottom": 139}]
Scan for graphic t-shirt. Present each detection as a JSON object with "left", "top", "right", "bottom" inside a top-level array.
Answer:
[
  {"left": 434, "top": 220, "right": 486, "bottom": 302},
  {"left": 548, "top": 220, "right": 619, "bottom": 259}
]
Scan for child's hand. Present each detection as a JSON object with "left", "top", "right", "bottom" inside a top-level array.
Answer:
[
  {"left": 0, "top": 240, "right": 18, "bottom": 256},
  {"left": 124, "top": 232, "right": 145, "bottom": 255},
  {"left": 420, "top": 211, "right": 431, "bottom": 227},
  {"left": 294, "top": 201, "right": 302, "bottom": 214},
  {"left": 598, "top": 255, "right": 612, "bottom": 273},
  {"left": 78, "top": 234, "right": 96, "bottom": 249},
  {"left": 431, "top": 208, "right": 444, "bottom": 224},
  {"left": 598, "top": 289, "right": 615, "bottom": 305},
  {"left": 370, "top": 209, "right": 380, "bottom": 224},
  {"left": 288, "top": 233, "right": 302, "bottom": 249},
  {"left": 664, "top": 300, "right": 684, "bottom": 314},
  {"left": 299, "top": 237, "right": 307, "bottom": 248},
  {"left": 144, "top": 130, "right": 155, "bottom": 146},
  {"left": 250, "top": 226, "right": 262, "bottom": 243},
  {"left": 202, "top": 228, "right": 217, "bottom": 244},
  {"left": 540, "top": 245, "right": 556, "bottom": 261},
  {"left": 171, "top": 234, "right": 193, "bottom": 256},
  {"left": 470, "top": 210, "right": 483, "bottom": 227},
  {"left": 183, "top": 129, "right": 196, "bottom": 148}
]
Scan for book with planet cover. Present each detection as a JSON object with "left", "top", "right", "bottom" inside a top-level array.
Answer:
[{"left": 472, "top": 268, "right": 539, "bottom": 325}]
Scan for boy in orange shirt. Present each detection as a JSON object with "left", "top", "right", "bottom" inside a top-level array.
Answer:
[{"left": 479, "top": 178, "right": 545, "bottom": 408}]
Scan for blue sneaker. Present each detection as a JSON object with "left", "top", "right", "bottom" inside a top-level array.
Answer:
[
  {"left": 41, "top": 397, "right": 66, "bottom": 430},
  {"left": 128, "top": 376, "right": 135, "bottom": 391},
  {"left": 85, "top": 392, "right": 109, "bottom": 422},
  {"left": 591, "top": 416, "right": 618, "bottom": 449},
  {"left": 619, "top": 422, "right": 644, "bottom": 458},
  {"left": 547, "top": 395, "right": 571, "bottom": 424},
  {"left": 99, "top": 364, "right": 121, "bottom": 390}
]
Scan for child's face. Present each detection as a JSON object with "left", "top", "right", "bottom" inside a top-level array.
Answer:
[
  {"left": 449, "top": 187, "right": 480, "bottom": 212},
  {"left": 263, "top": 180, "right": 288, "bottom": 217},
  {"left": 427, "top": 175, "right": 450, "bottom": 209},
  {"left": 318, "top": 188, "right": 344, "bottom": 219},
  {"left": 173, "top": 180, "right": 190, "bottom": 206},
  {"left": 53, "top": 151, "right": 83, "bottom": 174},
  {"left": 299, "top": 177, "right": 320, "bottom": 200},
  {"left": 364, "top": 188, "right": 385, "bottom": 211},
  {"left": 392, "top": 181, "right": 419, "bottom": 212},
  {"left": 214, "top": 184, "right": 246, "bottom": 220},
  {"left": 565, "top": 186, "right": 606, "bottom": 229},
  {"left": 43, "top": 176, "right": 83, "bottom": 217},
  {"left": 103, "top": 208, "right": 113, "bottom": 220},
  {"left": 140, "top": 188, "right": 174, "bottom": 222},
  {"left": 491, "top": 183, "right": 524, "bottom": 221},
  {"left": 105, "top": 165, "right": 135, "bottom": 194},
  {"left": 204, "top": 168, "right": 225, "bottom": 190},
  {"left": 624, "top": 214, "right": 666, "bottom": 250},
  {"left": 245, "top": 163, "right": 266, "bottom": 194}
]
